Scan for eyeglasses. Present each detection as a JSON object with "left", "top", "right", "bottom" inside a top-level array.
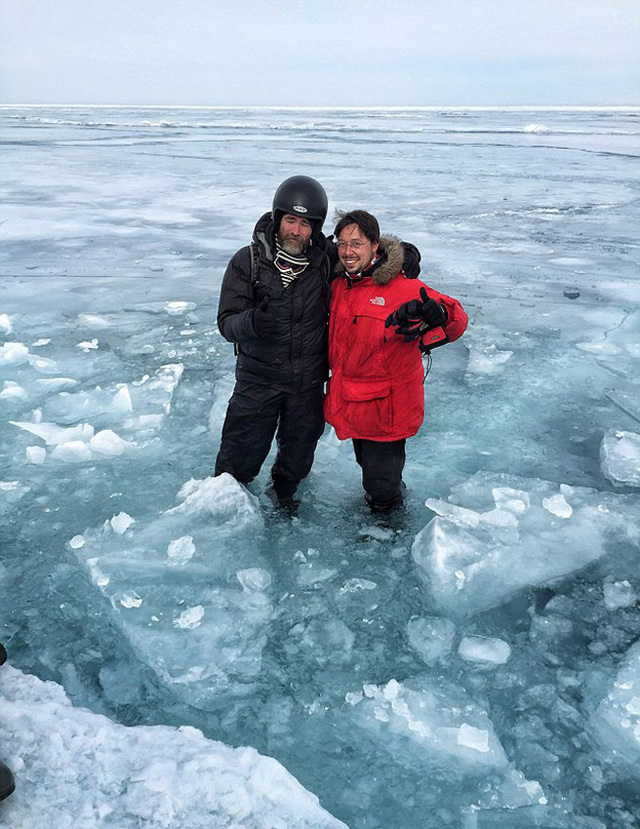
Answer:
[{"left": 336, "top": 240, "right": 366, "bottom": 250}]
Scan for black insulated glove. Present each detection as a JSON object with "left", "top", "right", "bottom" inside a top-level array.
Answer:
[
  {"left": 253, "top": 296, "right": 275, "bottom": 338},
  {"left": 385, "top": 287, "right": 447, "bottom": 342}
]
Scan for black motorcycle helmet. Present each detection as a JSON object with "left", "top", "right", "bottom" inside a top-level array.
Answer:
[{"left": 272, "top": 175, "right": 328, "bottom": 239}]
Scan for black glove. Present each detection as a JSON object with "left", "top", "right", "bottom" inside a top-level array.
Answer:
[
  {"left": 253, "top": 296, "right": 275, "bottom": 338},
  {"left": 385, "top": 287, "right": 447, "bottom": 342},
  {"left": 401, "top": 242, "right": 421, "bottom": 278}
]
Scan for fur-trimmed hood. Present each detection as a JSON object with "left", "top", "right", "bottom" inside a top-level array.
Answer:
[{"left": 334, "top": 235, "right": 405, "bottom": 286}]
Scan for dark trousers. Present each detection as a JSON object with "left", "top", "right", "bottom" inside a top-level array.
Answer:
[
  {"left": 352, "top": 438, "right": 406, "bottom": 509},
  {"left": 215, "top": 380, "right": 325, "bottom": 497}
]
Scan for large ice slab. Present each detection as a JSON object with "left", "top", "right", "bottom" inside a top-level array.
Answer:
[
  {"left": 591, "top": 641, "right": 640, "bottom": 780},
  {"left": 329, "top": 673, "right": 546, "bottom": 819},
  {"left": 0, "top": 665, "right": 347, "bottom": 829},
  {"left": 345, "top": 675, "right": 510, "bottom": 774},
  {"left": 413, "top": 472, "right": 640, "bottom": 618},
  {"left": 71, "top": 474, "right": 271, "bottom": 709}
]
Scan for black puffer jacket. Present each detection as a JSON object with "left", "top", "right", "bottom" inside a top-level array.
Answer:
[{"left": 217, "top": 212, "right": 332, "bottom": 391}]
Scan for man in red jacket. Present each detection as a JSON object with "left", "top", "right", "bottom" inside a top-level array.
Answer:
[{"left": 324, "top": 210, "right": 468, "bottom": 513}]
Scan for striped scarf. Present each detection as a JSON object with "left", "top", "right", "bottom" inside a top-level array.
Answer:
[{"left": 273, "top": 240, "right": 310, "bottom": 288}]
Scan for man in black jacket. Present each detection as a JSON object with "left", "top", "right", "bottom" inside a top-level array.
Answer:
[{"left": 215, "top": 176, "right": 331, "bottom": 509}]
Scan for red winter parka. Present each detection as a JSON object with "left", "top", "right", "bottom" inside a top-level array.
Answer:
[{"left": 324, "top": 236, "right": 468, "bottom": 441}]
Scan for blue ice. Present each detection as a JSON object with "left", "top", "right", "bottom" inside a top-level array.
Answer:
[{"left": 1, "top": 105, "right": 639, "bottom": 829}]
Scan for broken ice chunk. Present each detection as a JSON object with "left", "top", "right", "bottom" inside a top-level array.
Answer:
[
  {"left": 173, "top": 606, "right": 205, "bottom": 629},
  {"left": 77, "top": 339, "right": 99, "bottom": 352},
  {"left": 491, "top": 486, "right": 530, "bottom": 514},
  {"left": 165, "top": 301, "right": 195, "bottom": 315},
  {"left": 407, "top": 616, "right": 456, "bottom": 666},
  {"left": 89, "top": 430, "right": 132, "bottom": 457},
  {"left": 112, "top": 386, "right": 133, "bottom": 413},
  {"left": 116, "top": 591, "right": 143, "bottom": 609},
  {"left": 603, "top": 580, "right": 637, "bottom": 610},
  {"left": 457, "top": 723, "right": 490, "bottom": 753},
  {"left": 110, "top": 512, "right": 135, "bottom": 534},
  {"left": 0, "top": 381, "right": 28, "bottom": 401},
  {"left": 0, "top": 342, "right": 29, "bottom": 366},
  {"left": 166, "top": 474, "right": 263, "bottom": 532},
  {"left": 542, "top": 493, "right": 573, "bottom": 518},
  {"left": 26, "top": 446, "right": 46, "bottom": 465},
  {"left": 465, "top": 340, "right": 513, "bottom": 378},
  {"left": 601, "top": 431, "right": 640, "bottom": 487},
  {"left": 167, "top": 536, "right": 196, "bottom": 566},
  {"left": 237, "top": 568, "right": 272, "bottom": 594},
  {"left": 50, "top": 441, "right": 93, "bottom": 463},
  {"left": 10, "top": 421, "right": 94, "bottom": 446},
  {"left": 77, "top": 312, "right": 112, "bottom": 329},
  {"left": 458, "top": 635, "right": 511, "bottom": 666}
]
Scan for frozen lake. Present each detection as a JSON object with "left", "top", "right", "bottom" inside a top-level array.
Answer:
[{"left": 1, "top": 105, "right": 639, "bottom": 828}]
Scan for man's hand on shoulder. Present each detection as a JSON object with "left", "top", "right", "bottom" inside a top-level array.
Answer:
[{"left": 401, "top": 242, "right": 421, "bottom": 278}]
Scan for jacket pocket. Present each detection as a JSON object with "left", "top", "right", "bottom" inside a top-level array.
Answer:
[
  {"left": 341, "top": 378, "right": 392, "bottom": 436},
  {"left": 342, "top": 378, "right": 391, "bottom": 402}
]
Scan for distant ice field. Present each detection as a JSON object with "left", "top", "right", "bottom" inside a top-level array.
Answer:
[{"left": 1, "top": 106, "right": 639, "bottom": 829}]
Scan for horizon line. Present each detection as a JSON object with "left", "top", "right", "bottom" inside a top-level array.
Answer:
[{"left": 1, "top": 103, "right": 639, "bottom": 112}]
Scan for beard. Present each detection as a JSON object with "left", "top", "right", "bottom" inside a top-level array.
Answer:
[{"left": 279, "top": 234, "right": 309, "bottom": 256}]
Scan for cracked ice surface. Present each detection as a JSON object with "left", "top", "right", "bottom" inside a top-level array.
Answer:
[{"left": 2, "top": 106, "right": 640, "bottom": 829}]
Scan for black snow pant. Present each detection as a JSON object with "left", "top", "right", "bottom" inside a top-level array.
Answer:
[
  {"left": 215, "top": 379, "right": 325, "bottom": 498},
  {"left": 352, "top": 438, "right": 406, "bottom": 511}
]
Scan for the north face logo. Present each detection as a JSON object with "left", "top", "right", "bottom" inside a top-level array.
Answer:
[{"left": 370, "top": 297, "right": 385, "bottom": 306}]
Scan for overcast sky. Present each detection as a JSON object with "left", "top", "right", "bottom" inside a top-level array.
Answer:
[{"left": 1, "top": 0, "right": 638, "bottom": 107}]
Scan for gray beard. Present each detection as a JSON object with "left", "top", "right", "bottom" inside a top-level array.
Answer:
[{"left": 278, "top": 236, "right": 308, "bottom": 256}]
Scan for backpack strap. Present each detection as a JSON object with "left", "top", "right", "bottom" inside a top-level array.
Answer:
[
  {"left": 232, "top": 243, "right": 260, "bottom": 358},
  {"left": 249, "top": 242, "right": 260, "bottom": 288}
]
